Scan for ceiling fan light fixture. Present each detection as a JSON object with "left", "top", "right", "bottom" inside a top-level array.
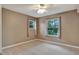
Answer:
[
  {"left": 37, "top": 8, "right": 46, "bottom": 14},
  {"left": 37, "top": 4, "right": 47, "bottom": 14}
]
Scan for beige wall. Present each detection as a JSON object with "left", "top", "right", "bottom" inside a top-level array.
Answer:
[
  {"left": 39, "top": 10, "right": 79, "bottom": 46},
  {"left": 2, "top": 8, "right": 79, "bottom": 47},
  {"left": 0, "top": 5, "right": 2, "bottom": 53},
  {"left": 2, "top": 8, "right": 36, "bottom": 47}
]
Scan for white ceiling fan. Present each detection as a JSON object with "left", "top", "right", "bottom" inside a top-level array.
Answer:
[
  {"left": 37, "top": 4, "right": 48, "bottom": 14},
  {"left": 30, "top": 4, "right": 50, "bottom": 14}
]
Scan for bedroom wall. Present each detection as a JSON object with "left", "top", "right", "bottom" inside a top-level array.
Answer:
[
  {"left": 39, "top": 10, "right": 79, "bottom": 46},
  {"left": 0, "top": 5, "right": 2, "bottom": 53},
  {"left": 2, "top": 8, "right": 36, "bottom": 47}
]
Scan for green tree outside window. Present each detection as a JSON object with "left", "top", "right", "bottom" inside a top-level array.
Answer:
[{"left": 47, "top": 18, "right": 60, "bottom": 36}]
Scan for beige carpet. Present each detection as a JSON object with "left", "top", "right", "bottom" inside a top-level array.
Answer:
[{"left": 2, "top": 40, "right": 79, "bottom": 55}]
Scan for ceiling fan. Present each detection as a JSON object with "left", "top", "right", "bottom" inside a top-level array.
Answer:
[
  {"left": 29, "top": 4, "right": 49, "bottom": 14},
  {"left": 37, "top": 4, "right": 48, "bottom": 14}
]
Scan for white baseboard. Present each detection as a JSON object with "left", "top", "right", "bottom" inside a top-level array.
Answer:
[
  {"left": 2, "top": 39, "right": 38, "bottom": 50},
  {"left": 2, "top": 39, "right": 79, "bottom": 50},
  {"left": 39, "top": 39, "right": 79, "bottom": 49}
]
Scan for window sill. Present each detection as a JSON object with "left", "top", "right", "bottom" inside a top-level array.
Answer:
[{"left": 47, "top": 35, "right": 59, "bottom": 37}]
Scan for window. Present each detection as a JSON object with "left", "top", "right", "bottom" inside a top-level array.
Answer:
[
  {"left": 29, "top": 20, "right": 34, "bottom": 28},
  {"left": 29, "top": 19, "right": 36, "bottom": 29},
  {"left": 47, "top": 17, "right": 60, "bottom": 37}
]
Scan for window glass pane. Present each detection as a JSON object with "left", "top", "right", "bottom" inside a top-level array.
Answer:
[
  {"left": 29, "top": 19, "right": 36, "bottom": 29},
  {"left": 29, "top": 20, "right": 34, "bottom": 28},
  {"left": 47, "top": 18, "right": 60, "bottom": 36}
]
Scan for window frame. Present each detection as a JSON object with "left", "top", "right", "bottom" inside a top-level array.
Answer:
[
  {"left": 46, "top": 17, "right": 61, "bottom": 38},
  {"left": 28, "top": 19, "right": 36, "bottom": 30}
]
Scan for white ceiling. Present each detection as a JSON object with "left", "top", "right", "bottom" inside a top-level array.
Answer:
[{"left": 2, "top": 4, "right": 79, "bottom": 17}]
